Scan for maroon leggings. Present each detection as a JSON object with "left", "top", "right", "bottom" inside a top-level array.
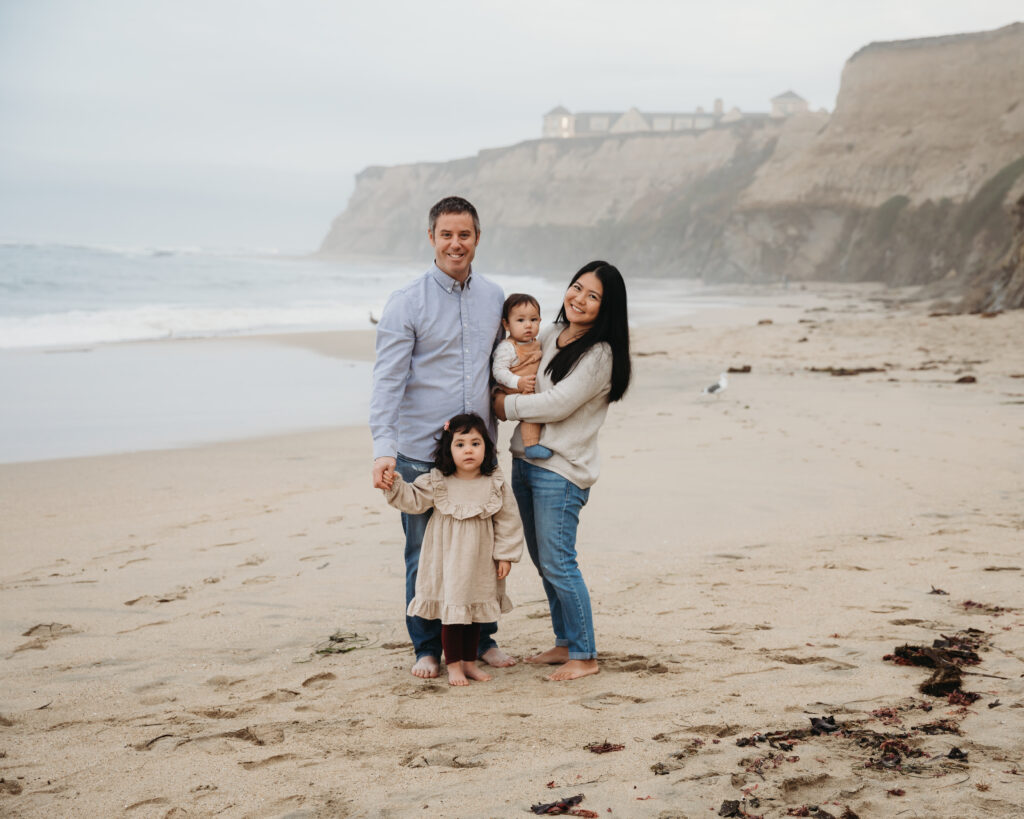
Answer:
[{"left": 441, "top": 623, "right": 480, "bottom": 665}]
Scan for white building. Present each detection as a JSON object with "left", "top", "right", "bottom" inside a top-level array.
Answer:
[{"left": 543, "top": 93, "right": 806, "bottom": 139}]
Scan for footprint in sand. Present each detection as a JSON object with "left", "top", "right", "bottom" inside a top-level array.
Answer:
[
  {"left": 401, "top": 744, "right": 487, "bottom": 769},
  {"left": 218, "top": 725, "right": 286, "bottom": 746},
  {"left": 242, "top": 575, "right": 274, "bottom": 585},
  {"left": 603, "top": 653, "right": 670, "bottom": 675},
  {"left": 662, "top": 723, "right": 740, "bottom": 739},
  {"left": 252, "top": 689, "right": 301, "bottom": 704},
  {"left": 706, "top": 623, "right": 773, "bottom": 635},
  {"left": 181, "top": 725, "right": 287, "bottom": 755},
  {"left": 578, "top": 692, "right": 649, "bottom": 711},
  {"left": 136, "top": 686, "right": 178, "bottom": 706},
  {"left": 189, "top": 706, "right": 242, "bottom": 720},
  {"left": 124, "top": 796, "right": 170, "bottom": 811},
  {"left": 205, "top": 675, "right": 248, "bottom": 690},
  {"left": 766, "top": 653, "right": 858, "bottom": 671},
  {"left": 238, "top": 555, "right": 266, "bottom": 567},
  {"left": 153, "top": 588, "right": 189, "bottom": 603},
  {"left": 780, "top": 772, "right": 831, "bottom": 795},
  {"left": 239, "top": 754, "right": 297, "bottom": 770},
  {"left": 14, "top": 622, "right": 79, "bottom": 652},
  {"left": 390, "top": 718, "right": 438, "bottom": 730},
  {"left": 132, "top": 733, "right": 179, "bottom": 751},
  {"left": 301, "top": 672, "right": 336, "bottom": 690},
  {"left": 124, "top": 586, "right": 189, "bottom": 606},
  {"left": 390, "top": 681, "right": 445, "bottom": 699}
]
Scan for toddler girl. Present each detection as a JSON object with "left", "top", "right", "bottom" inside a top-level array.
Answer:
[
  {"left": 380, "top": 413, "right": 525, "bottom": 686},
  {"left": 492, "top": 293, "right": 552, "bottom": 459}
]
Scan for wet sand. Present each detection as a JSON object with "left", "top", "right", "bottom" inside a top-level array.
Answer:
[{"left": 1, "top": 287, "right": 1022, "bottom": 817}]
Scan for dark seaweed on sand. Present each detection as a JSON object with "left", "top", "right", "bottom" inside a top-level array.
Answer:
[
  {"left": 584, "top": 740, "right": 624, "bottom": 754},
  {"left": 883, "top": 629, "right": 989, "bottom": 698},
  {"left": 530, "top": 793, "right": 585, "bottom": 815}
]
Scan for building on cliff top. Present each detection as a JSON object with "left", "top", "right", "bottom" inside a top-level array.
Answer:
[{"left": 544, "top": 92, "right": 808, "bottom": 138}]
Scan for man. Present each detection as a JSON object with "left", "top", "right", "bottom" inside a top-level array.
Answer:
[{"left": 370, "top": 196, "right": 516, "bottom": 678}]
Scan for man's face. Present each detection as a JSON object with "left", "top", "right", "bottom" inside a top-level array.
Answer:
[{"left": 429, "top": 212, "right": 479, "bottom": 281}]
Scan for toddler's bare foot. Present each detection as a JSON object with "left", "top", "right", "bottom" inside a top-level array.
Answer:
[
  {"left": 462, "top": 662, "right": 492, "bottom": 682},
  {"left": 547, "top": 659, "right": 599, "bottom": 681},
  {"left": 411, "top": 655, "right": 439, "bottom": 678},
  {"left": 480, "top": 646, "right": 517, "bottom": 667},
  {"left": 446, "top": 661, "right": 470, "bottom": 686},
  {"left": 525, "top": 646, "right": 569, "bottom": 664}
]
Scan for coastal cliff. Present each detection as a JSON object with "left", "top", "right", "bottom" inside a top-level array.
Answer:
[{"left": 320, "top": 23, "right": 1024, "bottom": 308}]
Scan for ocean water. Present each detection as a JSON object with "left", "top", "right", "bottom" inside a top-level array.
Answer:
[
  {"left": 0, "top": 241, "right": 428, "bottom": 349},
  {"left": 0, "top": 241, "right": 712, "bottom": 462}
]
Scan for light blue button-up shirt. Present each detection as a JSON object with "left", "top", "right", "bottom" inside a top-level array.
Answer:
[{"left": 370, "top": 264, "right": 505, "bottom": 462}]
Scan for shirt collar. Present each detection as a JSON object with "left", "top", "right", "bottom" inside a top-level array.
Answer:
[{"left": 430, "top": 263, "right": 472, "bottom": 293}]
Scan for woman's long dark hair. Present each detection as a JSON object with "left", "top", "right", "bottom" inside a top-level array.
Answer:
[{"left": 547, "top": 261, "right": 631, "bottom": 403}]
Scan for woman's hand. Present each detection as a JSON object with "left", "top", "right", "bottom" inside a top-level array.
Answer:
[
  {"left": 493, "top": 391, "right": 507, "bottom": 421},
  {"left": 496, "top": 560, "right": 511, "bottom": 579}
]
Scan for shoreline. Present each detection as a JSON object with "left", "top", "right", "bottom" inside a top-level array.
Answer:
[{"left": 1, "top": 281, "right": 908, "bottom": 466}]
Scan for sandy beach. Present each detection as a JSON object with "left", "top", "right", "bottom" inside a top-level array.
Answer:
[{"left": 1, "top": 287, "right": 1022, "bottom": 818}]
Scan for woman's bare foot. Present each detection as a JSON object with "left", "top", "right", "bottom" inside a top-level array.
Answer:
[
  {"left": 447, "top": 660, "right": 470, "bottom": 686},
  {"left": 462, "top": 662, "right": 492, "bottom": 682},
  {"left": 480, "top": 646, "right": 517, "bottom": 668},
  {"left": 547, "top": 659, "right": 599, "bottom": 681},
  {"left": 525, "top": 646, "right": 569, "bottom": 665},
  {"left": 411, "top": 655, "right": 439, "bottom": 678}
]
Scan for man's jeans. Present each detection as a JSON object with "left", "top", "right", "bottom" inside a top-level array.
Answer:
[
  {"left": 510, "top": 458, "right": 596, "bottom": 660},
  {"left": 396, "top": 454, "right": 498, "bottom": 661}
]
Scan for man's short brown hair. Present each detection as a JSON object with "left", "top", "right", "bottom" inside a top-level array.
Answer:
[{"left": 428, "top": 196, "right": 480, "bottom": 235}]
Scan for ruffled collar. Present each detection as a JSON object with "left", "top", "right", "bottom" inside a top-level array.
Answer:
[{"left": 428, "top": 467, "right": 505, "bottom": 520}]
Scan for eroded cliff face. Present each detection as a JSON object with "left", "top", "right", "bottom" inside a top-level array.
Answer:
[
  {"left": 320, "top": 23, "right": 1024, "bottom": 307},
  {"left": 320, "top": 122, "right": 791, "bottom": 276},
  {"left": 726, "top": 23, "right": 1024, "bottom": 294},
  {"left": 961, "top": 194, "right": 1024, "bottom": 312}
]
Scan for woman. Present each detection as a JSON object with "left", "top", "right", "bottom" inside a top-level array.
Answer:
[{"left": 495, "top": 260, "right": 631, "bottom": 681}]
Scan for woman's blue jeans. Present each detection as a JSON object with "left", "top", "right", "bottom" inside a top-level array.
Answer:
[
  {"left": 511, "top": 458, "right": 596, "bottom": 660},
  {"left": 396, "top": 454, "right": 498, "bottom": 661}
]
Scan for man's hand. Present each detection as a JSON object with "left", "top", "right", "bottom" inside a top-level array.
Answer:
[
  {"left": 519, "top": 374, "right": 536, "bottom": 394},
  {"left": 372, "top": 457, "right": 397, "bottom": 489},
  {"left": 496, "top": 560, "right": 511, "bottom": 579}
]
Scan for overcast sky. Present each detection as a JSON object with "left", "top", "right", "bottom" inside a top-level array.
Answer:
[{"left": 0, "top": 1, "right": 1020, "bottom": 252}]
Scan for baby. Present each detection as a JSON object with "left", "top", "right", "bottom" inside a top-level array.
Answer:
[{"left": 492, "top": 293, "right": 552, "bottom": 459}]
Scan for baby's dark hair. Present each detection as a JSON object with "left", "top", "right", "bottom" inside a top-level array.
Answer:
[
  {"left": 433, "top": 412, "right": 497, "bottom": 476},
  {"left": 501, "top": 292, "right": 540, "bottom": 322}
]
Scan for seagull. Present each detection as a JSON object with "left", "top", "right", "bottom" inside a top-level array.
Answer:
[
  {"left": 702, "top": 372, "right": 728, "bottom": 395},
  {"left": 368, "top": 311, "right": 379, "bottom": 325}
]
